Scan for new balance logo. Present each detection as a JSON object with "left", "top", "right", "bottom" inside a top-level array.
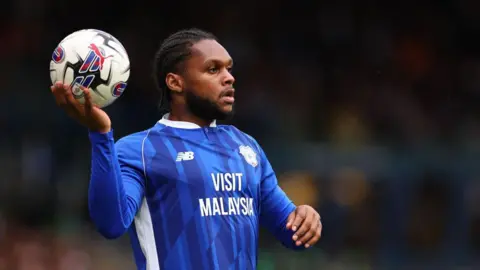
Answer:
[{"left": 176, "top": 151, "right": 194, "bottom": 162}]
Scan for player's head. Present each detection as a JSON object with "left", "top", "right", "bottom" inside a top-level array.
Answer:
[{"left": 154, "top": 28, "right": 235, "bottom": 121}]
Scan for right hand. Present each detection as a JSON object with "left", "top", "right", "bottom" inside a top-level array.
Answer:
[{"left": 51, "top": 82, "right": 111, "bottom": 133}]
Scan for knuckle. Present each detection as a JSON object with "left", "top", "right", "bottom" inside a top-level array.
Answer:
[
  {"left": 298, "top": 232, "right": 308, "bottom": 240},
  {"left": 308, "top": 237, "right": 315, "bottom": 244},
  {"left": 300, "top": 236, "right": 310, "bottom": 243},
  {"left": 295, "top": 228, "right": 305, "bottom": 235},
  {"left": 297, "top": 225, "right": 307, "bottom": 233}
]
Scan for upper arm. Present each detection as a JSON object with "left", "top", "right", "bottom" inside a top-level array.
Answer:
[
  {"left": 88, "top": 131, "right": 149, "bottom": 238},
  {"left": 116, "top": 134, "right": 148, "bottom": 216}
]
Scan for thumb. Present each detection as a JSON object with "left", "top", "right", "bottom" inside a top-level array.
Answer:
[{"left": 286, "top": 210, "right": 296, "bottom": 229}]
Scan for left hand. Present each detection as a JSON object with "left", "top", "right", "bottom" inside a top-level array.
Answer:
[{"left": 286, "top": 205, "right": 322, "bottom": 248}]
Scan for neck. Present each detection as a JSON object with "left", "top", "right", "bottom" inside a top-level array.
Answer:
[{"left": 169, "top": 105, "right": 214, "bottom": 127}]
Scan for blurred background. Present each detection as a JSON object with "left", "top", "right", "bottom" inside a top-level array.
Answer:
[{"left": 1, "top": 0, "right": 480, "bottom": 269}]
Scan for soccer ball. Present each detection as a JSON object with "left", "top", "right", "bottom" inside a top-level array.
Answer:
[{"left": 50, "top": 29, "right": 130, "bottom": 108}]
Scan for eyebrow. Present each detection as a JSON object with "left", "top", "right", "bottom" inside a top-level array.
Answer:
[{"left": 204, "top": 58, "right": 233, "bottom": 66}]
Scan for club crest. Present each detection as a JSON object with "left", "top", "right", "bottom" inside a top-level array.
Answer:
[{"left": 239, "top": 145, "right": 258, "bottom": 167}]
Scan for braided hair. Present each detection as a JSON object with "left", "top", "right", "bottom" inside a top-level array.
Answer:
[{"left": 153, "top": 28, "right": 217, "bottom": 112}]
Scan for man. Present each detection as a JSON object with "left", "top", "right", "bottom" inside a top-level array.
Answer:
[{"left": 51, "top": 28, "right": 322, "bottom": 270}]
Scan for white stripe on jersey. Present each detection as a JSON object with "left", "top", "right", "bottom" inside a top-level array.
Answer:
[
  {"left": 134, "top": 199, "right": 159, "bottom": 270},
  {"left": 135, "top": 129, "right": 160, "bottom": 270}
]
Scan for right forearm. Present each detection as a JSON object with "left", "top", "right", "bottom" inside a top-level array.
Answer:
[{"left": 88, "top": 131, "right": 131, "bottom": 239}]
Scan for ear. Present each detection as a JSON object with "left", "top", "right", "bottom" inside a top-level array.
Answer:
[{"left": 165, "top": 73, "right": 183, "bottom": 93}]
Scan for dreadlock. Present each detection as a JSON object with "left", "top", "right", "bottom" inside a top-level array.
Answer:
[{"left": 153, "top": 28, "right": 217, "bottom": 112}]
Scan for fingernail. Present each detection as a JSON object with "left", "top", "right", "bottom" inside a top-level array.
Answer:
[
  {"left": 286, "top": 223, "right": 291, "bottom": 227},
  {"left": 292, "top": 235, "right": 297, "bottom": 241},
  {"left": 305, "top": 244, "right": 310, "bottom": 248},
  {"left": 292, "top": 226, "right": 297, "bottom": 231},
  {"left": 296, "top": 241, "right": 302, "bottom": 246}
]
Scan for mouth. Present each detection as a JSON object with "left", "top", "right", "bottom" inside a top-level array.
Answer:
[{"left": 220, "top": 88, "right": 235, "bottom": 104}]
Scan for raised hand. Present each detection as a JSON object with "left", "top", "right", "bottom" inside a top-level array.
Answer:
[{"left": 51, "top": 82, "right": 111, "bottom": 133}]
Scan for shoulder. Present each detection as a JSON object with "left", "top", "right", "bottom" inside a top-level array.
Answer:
[
  {"left": 217, "top": 125, "right": 263, "bottom": 153},
  {"left": 114, "top": 129, "right": 156, "bottom": 167},
  {"left": 115, "top": 129, "right": 152, "bottom": 150}
]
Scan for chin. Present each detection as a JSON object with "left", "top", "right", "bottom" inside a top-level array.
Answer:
[
  {"left": 216, "top": 106, "right": 235, "bottom": 121},
  {"left": 221, "top": 105, "right": 234, "bottom": 113}
]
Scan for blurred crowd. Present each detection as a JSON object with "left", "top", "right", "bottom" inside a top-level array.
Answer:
[{"left": 1, "top": 0, "right": 480, "bottom": 269}]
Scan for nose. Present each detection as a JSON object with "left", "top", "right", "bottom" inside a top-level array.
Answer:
[{"left": 223, "top": 69, "right": 235, "bottom": 86}]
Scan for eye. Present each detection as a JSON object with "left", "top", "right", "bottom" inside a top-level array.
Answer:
[
  {"left": 208, "top": 67, "right": 219, "bottom": 74},
  {"left": 227, "top": 67, "right": 233, "bottom": 73}
]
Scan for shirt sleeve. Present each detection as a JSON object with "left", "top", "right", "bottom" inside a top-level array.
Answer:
[
  {"left": 88, "top": 130, "right": 145, "bottom": 239},
  {"left": 258, "top": 146, "right": 304, "bottom": 250}
]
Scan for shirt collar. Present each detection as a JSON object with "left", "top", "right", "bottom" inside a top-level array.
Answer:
[{"left": 158, "top": 113, "right": 217, "bottom": 129}]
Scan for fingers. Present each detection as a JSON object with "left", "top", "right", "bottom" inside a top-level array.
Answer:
[
  {"left": 50, "top": 82, "right": 109, "bottom": 132},
  {"left": 51, "top": 82, "right": 67, "bottom": 107},
  {"left": 304, "top": 222, "right": 322, "bottom": 248},
  {"left": 286, "top": 211, "right": 296, "bottom": 230},
  {"left": 82, "top": 86, "right": 93, "bottom": 116},
  {"left": 289, "top": 206, "right": 322, "bottom": 248},
  {"left": 51, "top": 81, "right": 85, "bottom": 119},
  {"left": 64, "top": 83, "right": 80, "bottom": 108},
  {"left": 290, "top": 206, "right": 307, "bottom": 232},
  {"left": 292, "top": 209, "right": 314, "bottom": 246}
]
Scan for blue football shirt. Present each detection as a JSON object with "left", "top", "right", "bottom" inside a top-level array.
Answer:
[{"left": 88, "top": 114, "right": 302, "bottom": 270}]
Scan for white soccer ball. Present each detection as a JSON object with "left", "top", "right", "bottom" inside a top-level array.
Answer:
[{"left": 50, "top": 29, "right": 130, "bottom": 108}]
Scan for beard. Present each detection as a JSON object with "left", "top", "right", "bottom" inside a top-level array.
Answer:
[{"left": 185, "top": 90, "right": 234, "bottom": 122}]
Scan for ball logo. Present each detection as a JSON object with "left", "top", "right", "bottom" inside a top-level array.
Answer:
[
  {"left": 79, "top": 43, "right": 113, "bottom": 73},
  {"left": 71, "top": 44, "right": 113, "bottom": 94},
  {"left": 52, "top": 45, "right": 65, "bottom": 63},
  {"left": 112, "top": 82, "right": 127, "bottom": 97}
]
